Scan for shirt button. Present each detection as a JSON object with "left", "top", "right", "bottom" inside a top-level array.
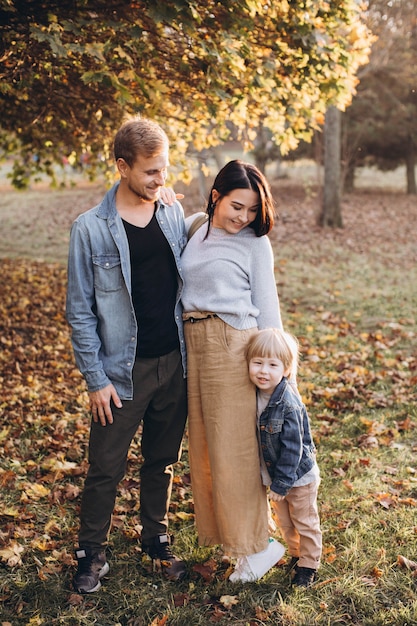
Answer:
[
  {"left": 127, "top": 362, "right": 132, "bottom": 366},
  {"left": 105, "top": 262, "right": 109, "bottom": 267}
]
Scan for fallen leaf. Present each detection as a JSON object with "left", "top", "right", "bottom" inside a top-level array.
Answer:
[
  {"left": 323, "top": 544, "right": 337, "bottom": 564},
  {"left": 376, "top": 493, "right": 396, "bottom": 509},
  {"left": 174, "top": 511, "right": 195, "bottom": 521},
  {"left": 371, "top": 566, "right": 383, "bottom": 578},
  {"left": 398, "top": 497, "right": 417, "bottom": 506},
  {"left": 357, "top": 435, "right": 379, "bottom": 449},
  {"left": 173, "top": 593, "right": 190, "bottom": 607},
  {"left": 149, "top": 617, "right": 168, "bottom": 626},
  {"left": 210, "top": 605, "right": 227, "bottom": 622},
  {"left": 360, "top": 576, "right": 378, "bottom": 586},
  {"left": 22, "top": 483, "right": 50, "bottom": 501},
  {"left": 255, "top": 605, "right": 271, "bottom": 620},
  {"left": 0, "top": 506, "right": 20, "bottom": 517},
  {"left": 193, "top": 558, "right": 218, "bottom": 582},
  {"left": 397, "top": 555, "right": 417, "bottom": 570},
  {"left": 397, "top": 417, "right": 413, "bottom": 431},
  {"left": 219, "top": 595, "right": 239, "bottom": 610},
  {"left": 0, "top": 541, "right": 25, "bottom": 566},
  {"left": 67, "top": 593, "right": 84, "bottom": 606}
]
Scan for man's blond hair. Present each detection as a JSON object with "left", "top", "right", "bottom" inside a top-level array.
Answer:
[{"left": 114, "top": 117, "right": 169, "bottom": 166}]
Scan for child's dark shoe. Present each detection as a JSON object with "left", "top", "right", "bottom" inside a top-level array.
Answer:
[
  {"left": 291, "top": 565, "right": 317, "bottom": 588},
  {"left": 285, "top": 556, "right": 299, "bottom": 574}
]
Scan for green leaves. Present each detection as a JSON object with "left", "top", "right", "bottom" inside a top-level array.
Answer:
[
  {"left": 30, "top": 23, "right": 67, "bottom": 57},
  {"left": 0, "top": 0, "right": 374, "bottom": 187}
]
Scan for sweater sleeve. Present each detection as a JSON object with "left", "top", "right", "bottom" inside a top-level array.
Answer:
[{"left": 250, "top": 236, "right": 282, "bottom": 330}]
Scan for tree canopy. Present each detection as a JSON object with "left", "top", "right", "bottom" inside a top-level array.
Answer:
[
  {"left": 0, "top": 0, "right": 372, "bottom": 187},
  {"left": 343, "top": 0, "right": 417, "bottom": 193}
]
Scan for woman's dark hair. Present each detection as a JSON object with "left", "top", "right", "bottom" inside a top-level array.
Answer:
[{"left": 205, "top": 160, "right": 277, "bottom": 236}]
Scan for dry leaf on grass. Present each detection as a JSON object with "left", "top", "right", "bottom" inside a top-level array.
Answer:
[
  {"left": 219, "top": 595, "right": 239, "bottom": 610},
  {"left": 0, "top": 541, "right": 25, "bottom": 566},
  {"left": 192, "top": 558, "right": 218, "bottom": 582},
  {"left": 397, "top": 555, "right": 417, "bottom": 570}
]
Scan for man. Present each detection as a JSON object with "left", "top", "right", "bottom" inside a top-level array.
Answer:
[{"left": 66, "top": 117, "right": 187, "bottom": 593}]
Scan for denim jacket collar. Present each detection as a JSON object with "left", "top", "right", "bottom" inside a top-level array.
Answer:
[
  {"left": 267, "top": 377, "right": 290, "bottom": 406},
  {"left": 96, "top": 183, "right": 118, "bottom": 219}
]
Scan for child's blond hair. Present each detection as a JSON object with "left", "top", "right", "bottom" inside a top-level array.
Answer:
[{"left": 246, "top": 328, "right": 299, "bottom": 381}]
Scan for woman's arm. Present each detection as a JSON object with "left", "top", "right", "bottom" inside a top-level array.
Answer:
[{"left": 250, "top": 236, "right": 282, "bottom": 329}]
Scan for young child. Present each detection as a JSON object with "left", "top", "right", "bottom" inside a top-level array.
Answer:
[{"left": 246, "top": 328, "right": 322, "bottom": 588}]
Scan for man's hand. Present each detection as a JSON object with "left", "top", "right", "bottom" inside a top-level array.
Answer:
[
  {"left": 89, "top": 384, "right": 122, "bottom": 426},
  {"left": 159, "top": 187, "right": 184, "bottom": 205},
  {"left": 269, "top": 490, "right": 285, "bottom": 503}
]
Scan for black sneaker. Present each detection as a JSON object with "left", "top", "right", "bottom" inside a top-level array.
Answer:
[
  {"left": 141, "top": 534, "right": 186, "bottom": 581},
  {"left": 286, "top": 556, "right": 299, "bottom": 574},
  {"left": 73, "top": 547, "right": 109, "bottom": 593},
  {"left": 291, "top": 565, "right": 317, "bottom": 588}
]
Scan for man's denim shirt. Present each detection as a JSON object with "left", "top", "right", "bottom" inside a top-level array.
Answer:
[
  {"left": 66, "top": 182, "right": 188, "bottom": 400},
  {"left": 259, "top": 377, "right": 317, "bottom": 496}
]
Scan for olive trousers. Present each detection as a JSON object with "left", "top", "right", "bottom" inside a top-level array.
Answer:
[{"left": 78, "top": 348, "right": 187, "bottom": 549}]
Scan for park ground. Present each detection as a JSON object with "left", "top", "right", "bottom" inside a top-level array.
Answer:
[{"left": 0, "top": 166, "right": 416, "bottom": 625}]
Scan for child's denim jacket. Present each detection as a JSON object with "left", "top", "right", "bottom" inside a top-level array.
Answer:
[{"left": 259, "top": 376, "right": 317, "bottom": 497}]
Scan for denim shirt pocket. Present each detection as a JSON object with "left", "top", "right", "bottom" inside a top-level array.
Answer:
[
  {"left": 260, "top": 414, "right": 284, "bottom": 469},
  {"left": 264, "top": 416, "right": 284, "bottom": 434},
  {"left": 92, "top": 254, "right": 123, "bottom": 292}
]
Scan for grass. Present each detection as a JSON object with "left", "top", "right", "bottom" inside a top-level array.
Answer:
[{"left": 0, "top": 181, "right": 416, "bottom": 625}]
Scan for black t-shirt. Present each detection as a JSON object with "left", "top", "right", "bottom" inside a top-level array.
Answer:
[{"left": 122, "top": 213, "right": 179, "bottom": 358}]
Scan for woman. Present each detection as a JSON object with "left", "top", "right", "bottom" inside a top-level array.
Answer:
[{"left": 181, "top": 160, "right": 285, "bottom": 582}]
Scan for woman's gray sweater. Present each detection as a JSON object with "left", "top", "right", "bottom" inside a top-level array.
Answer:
[{"left": 181, "top": 214, "right": 282, "bottom": 330}]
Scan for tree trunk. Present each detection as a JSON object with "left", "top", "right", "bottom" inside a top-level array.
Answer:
[
  {"left": 318, "top": 106, "right": 343, "bottom": 227},
  {"left": 343, "top": 163, "right": 356, "bottom": 193},
  {"left": 406, "top": 137, "right": 416, "bottom": 194},
  {"left": 252, "top": 125, "right": 268, "bottom": 174},
  {"left": 211, "top": 146, "right": 225, "bottom": 171},
  {"left": 274, "top": 153, "right": 285, "bottom": 179},
  {"left": 196, "top": 154, "right": 208, "bottom": 199}
]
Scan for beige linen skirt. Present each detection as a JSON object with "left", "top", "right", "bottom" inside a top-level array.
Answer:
[{"left": 184, "top": 314, "right": 269, "bottom": 557}]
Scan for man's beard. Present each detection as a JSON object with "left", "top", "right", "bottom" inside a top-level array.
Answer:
[{"left": 128, "top": 182, "right": 159, "bottom": 202}]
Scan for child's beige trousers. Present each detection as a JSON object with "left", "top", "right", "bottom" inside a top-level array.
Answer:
[{"left": 271, "top": 480, "right": 322, "bottom": 570}]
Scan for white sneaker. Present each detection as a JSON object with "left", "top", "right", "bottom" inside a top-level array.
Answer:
[{"left": 229, "top": 538, "right": 285, "bottom": 583}]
